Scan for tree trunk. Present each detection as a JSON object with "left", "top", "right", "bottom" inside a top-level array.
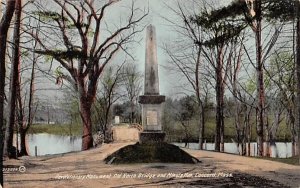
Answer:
[
  {"left": 296, "top": 0, "right": 300, "bottom": 164},
  {"left": 193, "top": 46, "right": 204, "bottom": 150},
  {"left": 198, "top": 105, "right": 204, "bottom": 150},
  {"left": 19, "top": 129, "right": 27, "bottom": 156},
  {"left": 264, "top": 116, "right": 270, "bottom": 157},
  {"left": 19, "top": 33, "right": 35, "bottom": 156},
  {"left": 245, "top": 105, "right": 252, "bottom": 156},
  {"left": 254, "top": 0, "right": 265, "bottom": 157},
  {"left": 215, "top": 46, "right": 225, "bottom": 152},
  {"left": 215, "top": 83, "right": 221, "bottom": 151},
  {"left": 247, "top": 142, "right": 251, "bottom": 156},
  {"left": 234, "top": 95, "right": 241, "bottom": 154},
  {"left": 287, "top": 107, "right": 296, "bottom": 156},
  {"left": 220, "top": 105, "right": 224, "bottom": 152},
  {"left": 242, "top": 136, "right": 246, "bottom": 156},
  {"left": 80, "top": 99, "right": 93, "bottom": 150},
  {"left": 18, "top": 44, "right": 34, "bottom": 156},
  {"left": 131, "top": 101, "right": 134, "bottom": 123},
  {"left": 232, "top": 43, "right": 244, "bottom": 155},
  {"left": 182, "top": 122, "right": 189, "bottom": 148},
  {"left": 196, "top": 95, "right": 204, "bottom": 150},
  {"left": 3, "top": 0, "right": 21, "bottom": 158},
  {"left": 0, "top": 0, "right": 16, "bottom": 185}
]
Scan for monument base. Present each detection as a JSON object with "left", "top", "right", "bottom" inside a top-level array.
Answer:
[{"left": 139, "top": 131, "right": 165, "bottom": 143}]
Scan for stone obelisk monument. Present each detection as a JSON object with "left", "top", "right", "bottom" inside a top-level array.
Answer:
[{"left": 139, "top": 25, "right": 166, "bottom": 143}]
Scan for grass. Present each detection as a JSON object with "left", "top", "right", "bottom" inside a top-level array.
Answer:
[
  {"left": 258, "top": 155, "right": 300, "bottom": 165},
  {"left": 28, "top": 123, "right": 82, "bottom": 136}
]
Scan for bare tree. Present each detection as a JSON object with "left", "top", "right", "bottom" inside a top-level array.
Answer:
[
  {"left": 193, "top": 17, "right": 244, "bottom": 152},
  {"left": 0, "top": 0, "right": 16, "bottom": 185},
  {"left": 25, "top": 0, "right": 147, "bottom": 150},
  {"left": 177, "top": 95, "right": 197, "bottom": 147},
  {"left": 163, "top": 1, "right": 206, "bottom": 150},
  {"left": 93, "top": 64, "right": 124, "bottom": 142},
  {"left": 262, "top": 51, "right": 294, "bottom": 157},
  {"left": 4, "top": 0, "right": 21, "bottom": 158},
  {"left": 120, "top": 62, "right": 142, "bottom": 124},
  {"left": 295, "top": 0, "right": 300, "bottom": 163},
  {"left": 247, "top": 0, "right": 266, "bottom": 157},
  {"left": 209, "top": 0, "right": 285, "bottom": 156},
  {"left": 16, "top": 29, "right": 39, "bottom": 156},
  {"left": 209, "top": 0, "right": 266, "bottom": 156},
  {"left": 227, "top": 35, "right": 249, "bottom": 155}
]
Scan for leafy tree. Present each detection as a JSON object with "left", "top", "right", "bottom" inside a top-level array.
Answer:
[
  {"left": 295, "top": 0, "right": 300, "bottom": 164},
  {"left": 162, "top": 97, "right": 177, "bottom": 141},
  {"left": 265, "top": 52, "right": 297, "bottom": 155},
  {"left": 174, "top": 95, "right": 198, "bottom": 147},
  {"left": 191, "top": 3, "right": 244, "bottom": 152},
  {"left": 203, "top": 0, "right": 291, "bottom": 156}
]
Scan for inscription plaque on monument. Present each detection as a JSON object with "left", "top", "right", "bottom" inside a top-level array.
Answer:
[{"left": 146, "top": 110, "right": 158, "bottom": 126}]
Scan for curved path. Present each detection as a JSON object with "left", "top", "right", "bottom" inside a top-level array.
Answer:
[{"left": 3, "top": 142, "right": 300, "bottom": 188}]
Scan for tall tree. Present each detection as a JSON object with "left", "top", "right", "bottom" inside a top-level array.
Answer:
[
  {"left": 26, "top": 0, "right": 147, "bottom": 150},
  {"left": 219, "top": 0, "right": 265, "bottom": 156},
  {"left": 248, "top": 0, "right": 265, "bottom": 157},
  {"left": 192, "top": 5, "right": 244, "bottom": 152},
  {"left": 163, "top": 2, "right": 206, "bottom": 150},
  {"left": 4, "top": 0, "right": 22, "bottom": 158},
  {"left": 295, "top": 0, "right": 300, "bottom": 163},
  {"left": 0, "top": 0, "right": 16, "bottom": 185},
  {"left": 264, "top": 0, "right": 300, "bottom": 162},
  {"left": 205, "top": 0, "right": 285, "bottom": 156},
  {"left": 227, "top": 34, "right": 250, "bottom": 155},
  {"left": 16, "top": 32, "right": 39, "bottom": 156},
  {"left": 251, "top": 0, "right": 300, "bottom": 159}
]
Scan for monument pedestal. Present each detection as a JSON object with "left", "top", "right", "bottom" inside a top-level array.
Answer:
[
  {"left": 139, "top": 131, "right": 165, "bottom": 144},
  {"left": 139, "top": 95, "right": 165, "bottom": 143}
]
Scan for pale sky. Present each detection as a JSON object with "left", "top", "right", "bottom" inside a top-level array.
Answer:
[
  {"left": 33, "top": 0, "right": 231, "bottom": 106},
  {"left": 35, "top": 0, "right": 180, "bottom": 105}
]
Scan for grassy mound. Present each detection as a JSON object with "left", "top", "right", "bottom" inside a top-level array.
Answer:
[{"left": 105, "top": 142, "right": 200, "bottom": 164}]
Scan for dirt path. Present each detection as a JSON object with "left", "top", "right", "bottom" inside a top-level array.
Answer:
[
  {"left": 3, "top": 142, "right": 300, "bottom": 188},
  {"left": 185, "top": 149, "right": 300, "bottom": 187}
]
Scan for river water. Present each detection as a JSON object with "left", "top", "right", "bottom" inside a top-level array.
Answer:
[
  {"left": 173, "top": 142, "right": 293, "bottom": 158},
  {"left": 16, "top": 133, "right": 293, "bottom": 158},
  {"left": 25, "top": 133, "right": 81, "bottom": 156}
]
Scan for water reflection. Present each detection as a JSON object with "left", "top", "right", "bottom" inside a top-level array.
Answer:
[
  {"left": 16, "top": 133, "right": 293, "bottom": 158},
  {"left": 173, "top": 142, "right": 293, "bottom": 158},
  {"left": 27, "top": 133, "right": 82, "bottom": 156}
]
